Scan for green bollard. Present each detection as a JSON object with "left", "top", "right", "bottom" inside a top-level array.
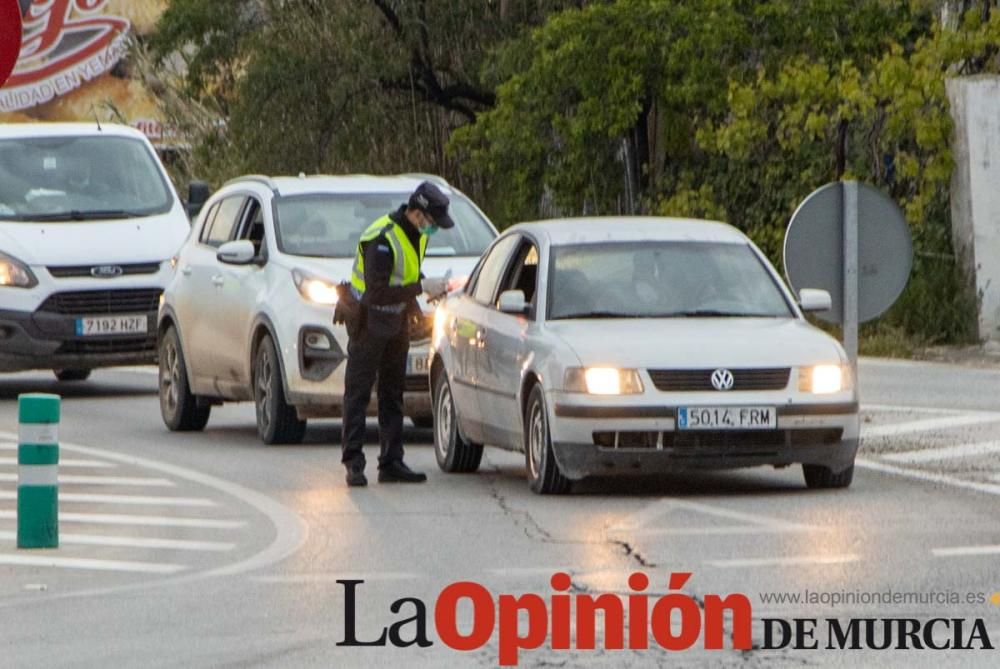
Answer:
[{"left": 17, "top": 394, "right": 60, "bottom": 549}]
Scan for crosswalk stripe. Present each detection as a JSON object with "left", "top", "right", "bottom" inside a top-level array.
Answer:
[
  {"left": 883, "top": 440, "right": 1000, "bottom": 464},
  {"left": 0, "top": 492, "right": 216, "bottom": 507},
  {"left": 706, "top": 555, "right": 859, "bottom": 568},
  {"left": 0, "top": 457, "right": 116, "bottom": 468},
  {"left": 0, "top": 553, "right": 185, "bottom": 574},
  {"left": 932, "top": 545, "right": 1000, "bottom": 557},
  {"left": 862, "top": 414, "right": 1000, "bottom": 438},
  {"left": 0, "top": 510, "right": 244, "bottom": 529},
  {"left": 0, "top": 474, "right": 174, "bottom": 487},
  {"left": 0, "top": 530, "right": 234, "bottom": 552}
]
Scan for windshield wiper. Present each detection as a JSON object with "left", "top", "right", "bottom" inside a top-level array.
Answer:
[
  {"left": 656, "top": 309, "right": 768, "bottom": 318},
  {"left": 29, "top": 209, "right": 149, "bottom": 221},
  {"left": 552, "top": 310, "right": 645, "bottom": 320}
]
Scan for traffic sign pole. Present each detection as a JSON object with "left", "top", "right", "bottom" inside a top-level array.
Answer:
[{"left": 842, "top": 181, "right": 859, "bottom": 372}]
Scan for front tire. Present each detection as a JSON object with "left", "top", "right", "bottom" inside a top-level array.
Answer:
[
  {"left": 54, "top": 369, "right": 91, "bottom": 382},
  {"left": 254, "top": 334, "right": 306, "bottom": 445},
  {"left": 803, "top": 462, "right": 854, "bottom": 489},
  {"left": 159, "top": 326, "right": 210, "bottom": 431},
  {"left": 433, "top": 372, "right": 483, "bottom": 473},
  {"left": 525, "top": 385, "right": 570, "bottom": 495}
]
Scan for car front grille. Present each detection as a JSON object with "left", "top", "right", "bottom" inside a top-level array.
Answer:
[
  {"left": 47, "top": 263, "right": 161, "bottom": 278},
  {"left": 38, "top": 289, "right": 162, "bottom": 316},
  {"left": 648, "top": 368, "right": 791, "bottom": 392},
  {"left": 593, "top": 428, "right": 842, "bottom": 453},
  {"left": 404, "top": 375, "right": 430, "bottom": 393},
  {"left": 56, "top": 335, "right": 158, "bottom": 355}
]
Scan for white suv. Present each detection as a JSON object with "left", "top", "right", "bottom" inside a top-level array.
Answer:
[{"left": 157, "top": 174, "right": 498, "bottom": 443}]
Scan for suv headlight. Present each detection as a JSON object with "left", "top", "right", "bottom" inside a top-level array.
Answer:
[
  {"left": 0, "top": 252, "right": 37, "bottom": 288},
  {"left": 564, "top": 367, "right": 644, "bottom": 395},
  {"left": 798, "top": 364, "right": 850, "bottom": 394},
  {"left": 293, "top": 269, "right": 339, "bottom": 306}
]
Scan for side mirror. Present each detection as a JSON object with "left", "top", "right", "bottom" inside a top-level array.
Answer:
[
  {"left": 187, "top": 180, "right": 211, "bottom": 219},
  {"left": 798, "top": 288, "right": 832, "bottom": 313},
  {"left": 498, "top": 289, "right": 528, "bottom": 315},
  {"left": 217, "top": 240, "right": 256, "bottom": 266}
]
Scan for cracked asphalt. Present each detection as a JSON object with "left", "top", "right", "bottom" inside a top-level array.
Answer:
[{"left": 2, "top": 360, "right": 1000, "bottom": 667}]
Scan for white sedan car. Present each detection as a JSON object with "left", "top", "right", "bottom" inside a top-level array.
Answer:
[
  {"left": 158, "top": 174, "right": 497, "bottom": 444},
  {"left": 429, "top": 218, "right": 860, "bottom": 494}
]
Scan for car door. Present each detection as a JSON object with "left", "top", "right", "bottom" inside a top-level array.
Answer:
[
  {"left": 447, "top": 235, "right": 520, "bottom": 443},
  {"left": 212, "top": 195, "right": 269, "bottom": 397},
  {"left": 478, "top": 238, "right": 540, "bottom": 447},
  {"left": 182, "top": 195, "right": 247, "bottom": 393}
]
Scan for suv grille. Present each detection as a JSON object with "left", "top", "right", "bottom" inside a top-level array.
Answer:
[
  {"left": 38, "top": 289, "right": 162, "bottom": 316},
  {"left": 48, "top": 263, "right": 161, "bottom": 278},
  {"left": 648, "top": 368, "right": 790, "bottom": 392}
]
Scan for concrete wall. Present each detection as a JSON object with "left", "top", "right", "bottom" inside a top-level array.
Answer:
[{"left": 948, "top": 75, "right": 1000, "bottom": 341}]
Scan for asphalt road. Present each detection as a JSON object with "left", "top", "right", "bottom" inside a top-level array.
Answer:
[{"left": 1, "top": 358, "right": 999, "bottom": 668}]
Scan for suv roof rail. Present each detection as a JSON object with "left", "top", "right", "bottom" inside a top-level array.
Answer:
[
  {"left": 223, "top": 174, "right": 280, "bottom": 194},
  {"left": 398, "top": 173, "right": 450, "bottom": 188}
]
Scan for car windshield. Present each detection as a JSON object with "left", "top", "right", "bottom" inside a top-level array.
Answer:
[
  {"left": 273, "top": 191, "right": 496, "bottom": 258},
  {"left": 0, "top": 136, "right": 173, "bottom": 221},
  {"left": 548, "top": 241, "right": 794, "bottom": 320}
]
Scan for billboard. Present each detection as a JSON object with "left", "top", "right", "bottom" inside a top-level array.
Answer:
[{"left": 0, "top": 0, "right": 172, "bottom": 146}]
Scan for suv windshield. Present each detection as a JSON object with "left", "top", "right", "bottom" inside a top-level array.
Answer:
[
  {"left": 0, "top": 136, "right": 173, "bottom": 221},
  {"left": 548, "top": 241, "right": 794, "bottom": 320},
  {"left": 273, "top": 191, "right": 495, "bottom": 258}
]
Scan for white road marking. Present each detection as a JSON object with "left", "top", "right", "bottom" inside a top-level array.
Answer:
[
  {"left": 857, "top": 458, "right": 1000, "bottom": 496},
  {"left": 620, "top": 525, "right": 817, "bottom": 537},
  {"left": 862, "top": 414, "right": 1000, "bottom": 439},
  {"left": 0, "top": 553, "right": 185, "bottom": 575},
  {"left": 883, "top": 440, "right": 1000, "bottom": 464},
  {"left": 0, "top": 491, "right": 216, "bottom": 507},
  {"left": 0, "top": 510, "right": 244, "bottom": 529},
  {"left": 107, "top": 366, "right": 159, "bottom": 376},
  {"left": 252, "top": 573, "right": 418, "bottom": 584},
  {"left": 0, "top": 473, "right": 175, "bottom": 486},
  {"left": 931, "top": 545, "right": 1000, "bottom": 558},
  {"left": 0, "top": 530, "right": 234, "bottom": 552},
  {"left": 707, "top": 555, "right": 859, "bottom": 568},
  {"left": 0, "top": 457, "right": 116, "bottom": 468},
  {"left": 609, "top": 497, "right": 815, "bottom": 534}
]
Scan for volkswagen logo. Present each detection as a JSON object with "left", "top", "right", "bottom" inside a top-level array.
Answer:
[
  {"left": 91, "top": 265, "right": 124, "bottom": 278},
  {"left": 710, "top": 368, "right": 735, "bottom": 391}
]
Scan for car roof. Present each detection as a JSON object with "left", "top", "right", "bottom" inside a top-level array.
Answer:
[
  {"left": 508, "top": 217, "right": 750, "bottom": 245},
  {"left": 0, "top": 122, "right": 150, "bottom": 141},
  {"left": 225, "top": 174, "right": 454, "bottom": 198}
]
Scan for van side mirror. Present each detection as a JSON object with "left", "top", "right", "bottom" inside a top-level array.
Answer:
[
  {"left": 187, "top": 181, "right": 211, "bottom": 219},
  {"left": 498, "top": 290, "right": 528, "bottom": 315},
  {"left": 798, "top": 288, "right": 832, "bottom": 313}
]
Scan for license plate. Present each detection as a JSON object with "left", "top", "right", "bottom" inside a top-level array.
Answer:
[
  {"left": 677, "top": 406, "right": 776, "bottom": 430},
  {"left": 76, "top": 315, "right": 148, "bottom": 337},
  {"left": 407, "top": 352, "right": 430, "bottom": 375}
]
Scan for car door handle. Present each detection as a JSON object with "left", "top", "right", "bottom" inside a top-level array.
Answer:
[
  {"left": 211, "top": 274, "right": 224, "bottom": 287},
  {"left": 181, "top": 266, "right": 192, "bottom": 276}
]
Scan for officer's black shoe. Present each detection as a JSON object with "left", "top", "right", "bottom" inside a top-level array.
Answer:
[
  {"left": 378, "top": 460, "right": 427, "bottom": 483},
  {"left": 345, "top": 462, "right": 368, "bottom": 487}
]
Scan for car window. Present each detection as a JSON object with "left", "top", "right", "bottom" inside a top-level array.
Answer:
[
  {"left": 197, "top": 202, "right": 221, "bottom": 244},
  {"left": 272, "top": 191, "right": 495, "bottom": 258},
  {"left": 497, "top": 240, "right": 539, "bottom": 312},
  {"left": 201, "top": 197, "right": 246, "bottom": 248},
  {"left": 236, "top": 198, "right": 266, "bottom": 254},
  {"left": 548, "top": 241, "right": 793, "bottom": 320},
  {"left": 471, "top": 236, "right": 521, "bottom": 306}
]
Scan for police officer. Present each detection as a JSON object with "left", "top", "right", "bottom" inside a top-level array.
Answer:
[{"left": 341, "top": 181, "right": 453, "bottom": 486}]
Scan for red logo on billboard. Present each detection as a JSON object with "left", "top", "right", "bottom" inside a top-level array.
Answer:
[
  {"left": 0, "top": 0, "right": 23, "bottom": 87},
  {"left": 0, "top": 0, "right": 130, "bottom": 112}
]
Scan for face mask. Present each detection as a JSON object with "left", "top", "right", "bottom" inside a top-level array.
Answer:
[{"left": 423, "top": 223, "right": 439, "bottom": 237}]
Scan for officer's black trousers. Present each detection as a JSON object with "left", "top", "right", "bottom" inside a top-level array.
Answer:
[{"left": 341, "top": 327, "right": 409, "bottom": 469}]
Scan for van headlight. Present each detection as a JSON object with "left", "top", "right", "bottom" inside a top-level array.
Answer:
[
  {"left": 564, "top": 367, "right": 644, "bottom": 395},
  {"left": 292, "top": 269, "right": 339, "bottom": 306},
  {"left": 798, "top": 364, "right": 849, "bottom": 394},
  {"left": 0, "top": 252, "right": 37, "bottom": 288}
]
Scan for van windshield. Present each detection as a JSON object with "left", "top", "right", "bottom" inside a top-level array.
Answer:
[{"left": 0, "top": 136, "right": 174, "bottom": 221}]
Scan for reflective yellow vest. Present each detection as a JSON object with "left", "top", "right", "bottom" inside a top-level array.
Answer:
[{"left": 350, "top": 216, "right": 427, "bottom": 297}]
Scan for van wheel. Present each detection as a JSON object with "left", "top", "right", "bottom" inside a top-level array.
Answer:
[
  {"left": 803, "top": 462, "right": 854, "bottom": 489},
  {"left": 525, "top": 385, "right": 570, "bottom": 495},
  {"left": 254, "top": 334, "right": 306, "bottom": 445},
  {"left": 54, "top": 369, "right": 91, "bottom": 382},
  {"left": 159, "top": 326, "right": 210, "bottom": 431},
  {"left": 433, "top": 372, "right": 483, "bottom": 473}
]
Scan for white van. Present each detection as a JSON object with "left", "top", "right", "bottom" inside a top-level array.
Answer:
[{"left": 0, "top": 123, "right": 193, "bottom": 381}]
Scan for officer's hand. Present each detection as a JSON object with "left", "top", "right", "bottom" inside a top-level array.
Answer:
[{"left": 422, "top": 277, "right": 449, "bottom": 300}]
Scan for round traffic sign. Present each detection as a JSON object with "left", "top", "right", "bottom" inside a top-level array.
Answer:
[
  {"left": 783, "top": 181, "right": 912, "bottom": 324},
  {"left": 0, "top": 0, "right": 22, "bottom": 87}
]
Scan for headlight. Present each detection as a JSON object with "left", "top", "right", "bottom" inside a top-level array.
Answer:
[
  {"left": 564, "top": 367, "right": 644, "bottom": 395},
  {"left": 798, "top": 364, "right": 848, "bottom": 394},
  {"left": 0, "top": 252, "right": 37, "bottom": 288},
  {"left": 292, "top": 269, "right": 339, "bottom": 306}
]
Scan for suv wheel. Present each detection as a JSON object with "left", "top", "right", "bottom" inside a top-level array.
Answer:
[
  {"left": 432, "top": 371, "right": 483, "bottom": 473},
  {"left": 254, "top": 334, "right": 306, "bottom": 445},
  {"left": 525, "top": 384, "right": 570, "bottom": 495},
  {"left": 159, "top": 326, "right": 210, "bottom": 431},
  {"left": 803, "top": 462, "right": 854, "bottom": 489},
  {"left": 54, "top": 369, "right": 91, "bottom": 382}
]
